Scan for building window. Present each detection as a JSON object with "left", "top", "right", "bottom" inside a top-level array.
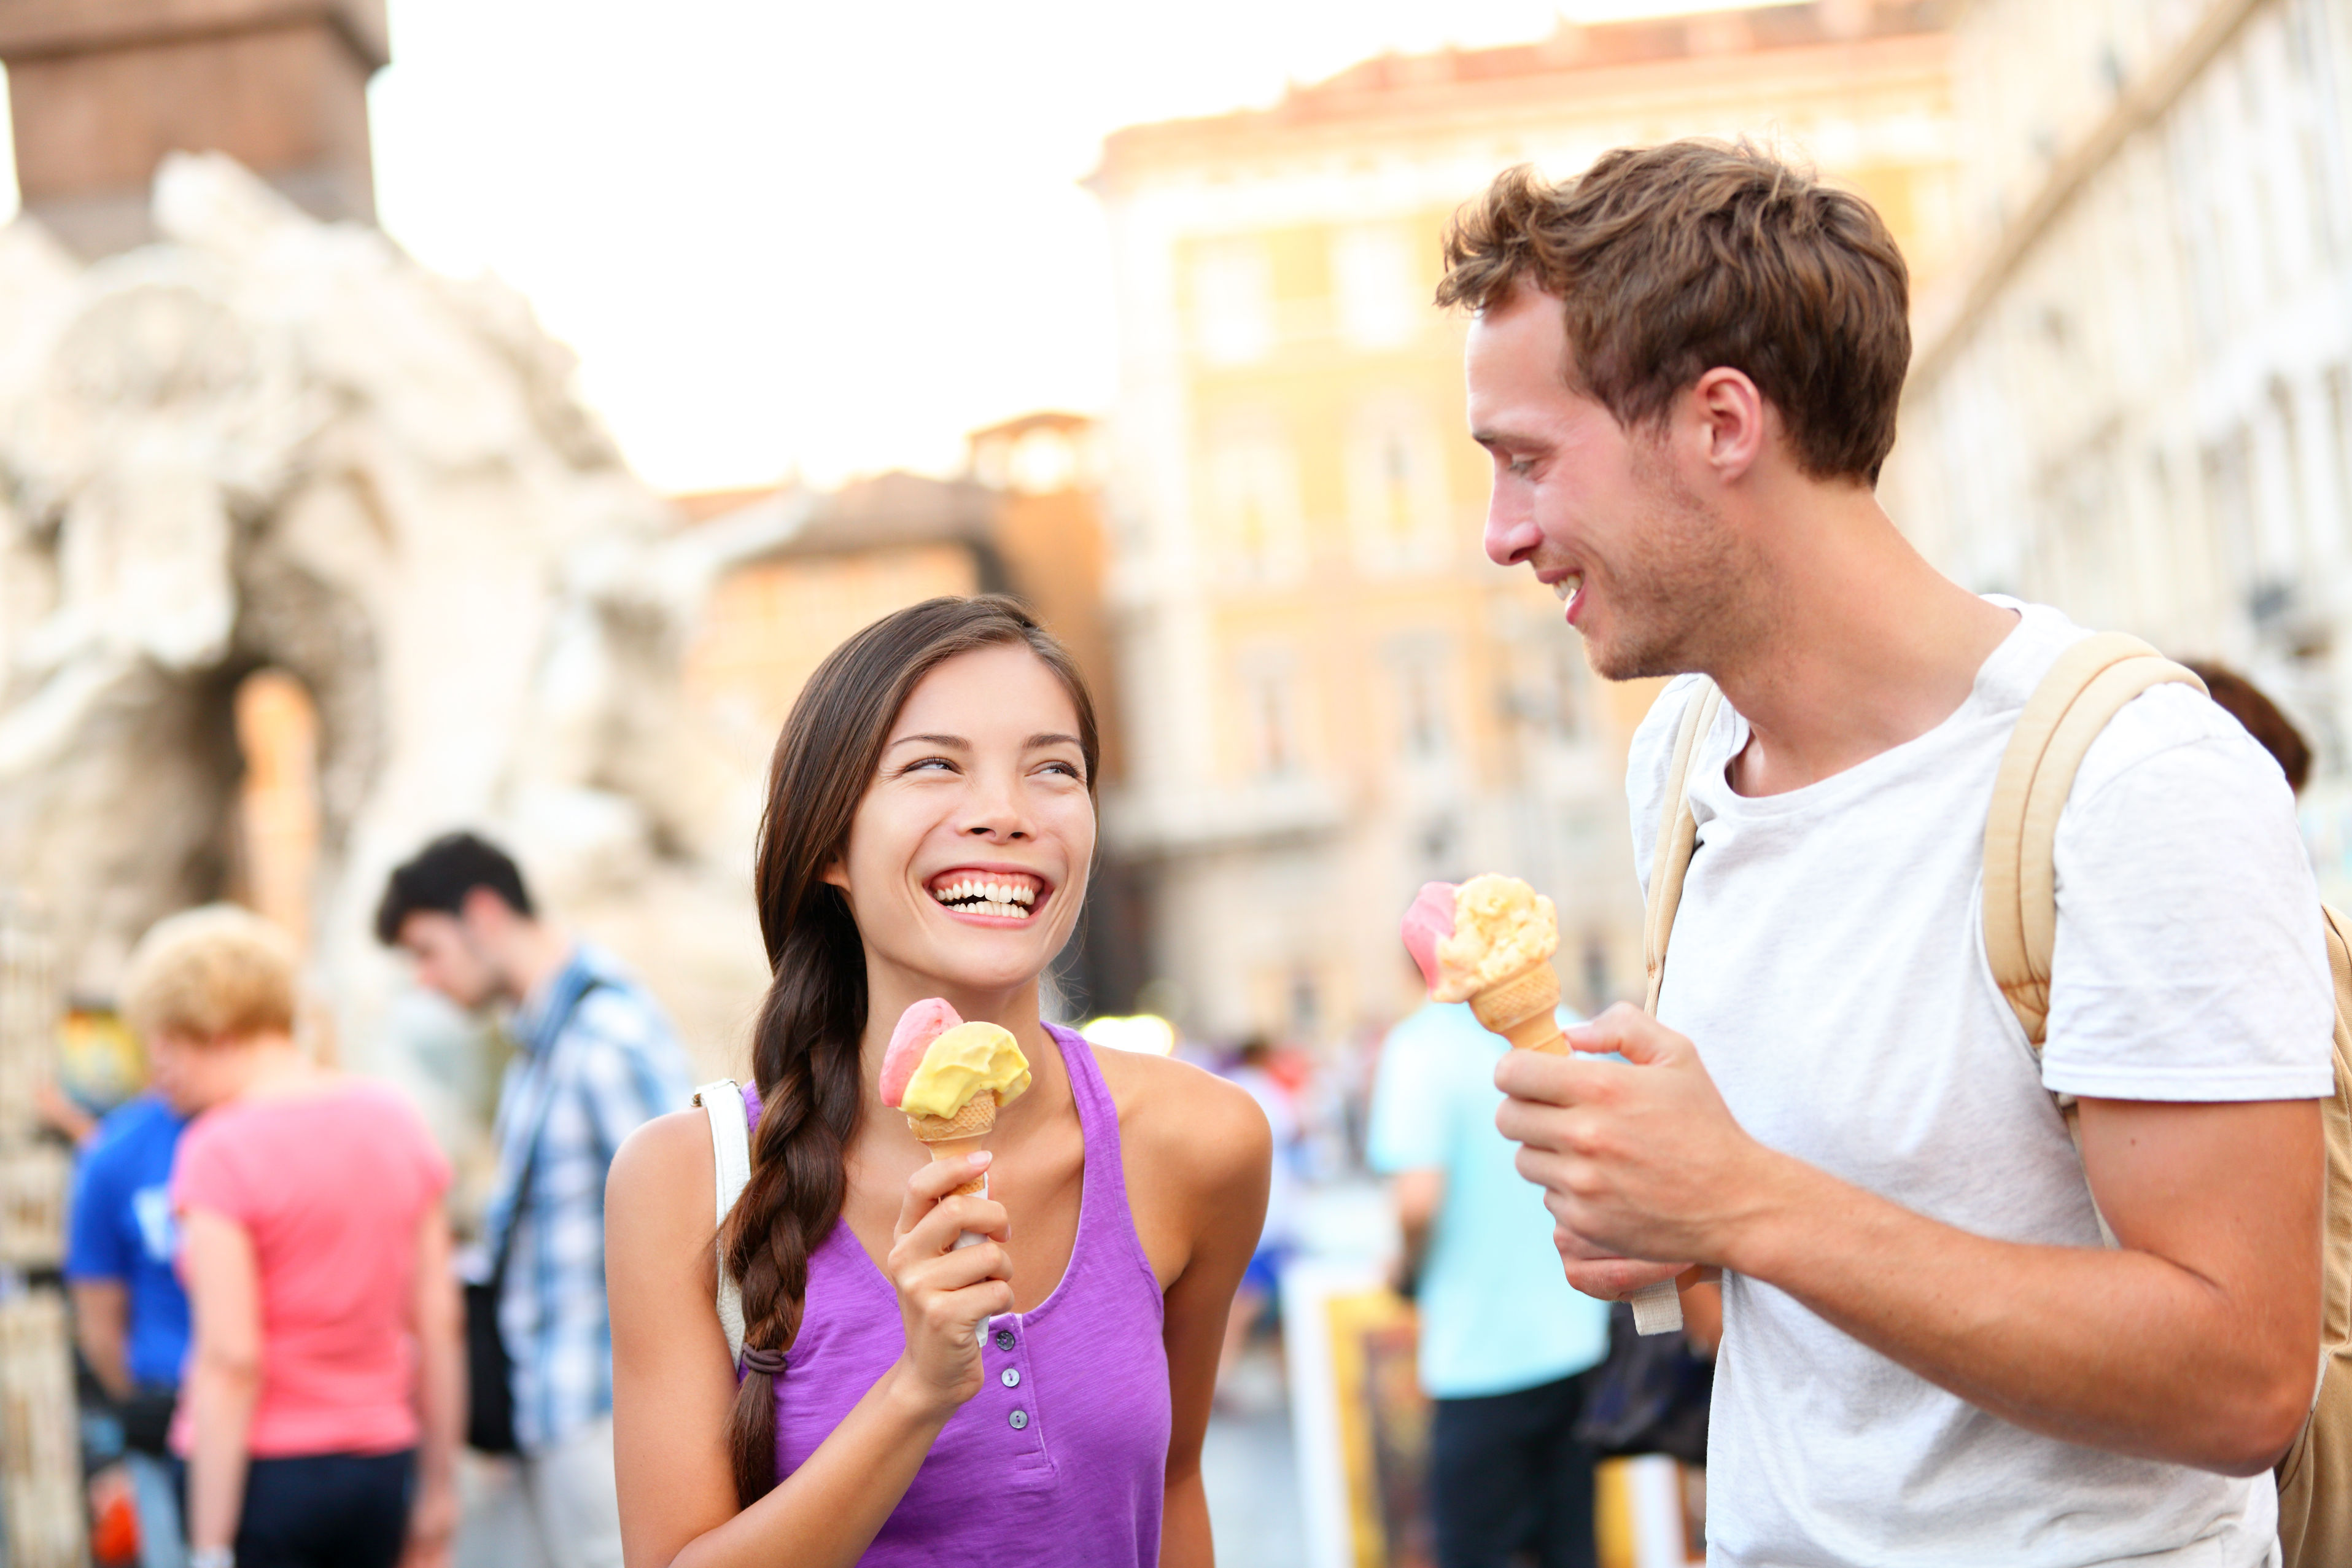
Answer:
[
  {"left": 1233, "top": 647, "right": 1308, "bottom": 780},
  {"left": 1248, "top": 673, "right": 1298, "bottom": 777},
  {"left": 1192, "top": 238, "right": 1273, "bottom": 366},
  {"left": 1330, "top": 225, "right": 1419, "bottom": 351},
  {"left": 1205, "top": 422, "right": 1306, "bottom": 580},
  {"left": 1386, "top": 635, "right": 1453, "bottom": 761},
  {"left": 1344, "top": 400, "right": 1450, "bottom": 570},
  {"left": 1396, "top": 658, "right": 1448, "bottom": 759},
  {"left": 1549, "top": 643, "right": 1585, "bottom": 741}
]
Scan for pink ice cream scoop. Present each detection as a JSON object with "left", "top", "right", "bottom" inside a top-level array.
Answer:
[
  {"left": 880, "top": 997, "right": 963, "bottom": 1109},
  {"left": 1400, "top": 881, "right": 1459, "bottom": 992}
]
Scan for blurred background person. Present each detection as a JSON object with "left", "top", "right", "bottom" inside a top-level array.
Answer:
[
  {"left": 65, "top": 1079, "right": 193, "bottom": 1567},
  {"left": 2184, "top": 663, "right": 2314, "bottom": 798},
  {"left": 1369, "top": 987, "right": 1611, "bottom": 1568},
  {"left": 132, "top": 905, "right": 460, "bottom": 1568},
  {"left": 1218, "top": 1036, "right": 1303, "bottom": 1393},
  {"left": 375, "top": 833, "right": 691, "bottom": 1568}
]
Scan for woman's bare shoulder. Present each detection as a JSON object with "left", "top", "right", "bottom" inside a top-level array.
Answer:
[
  {"left": 608, "top": 1108, "right": 720, "bottom": 1230},
  {"left": 1093, "top": 1048, "right": 1270, "bottom": 1201}
]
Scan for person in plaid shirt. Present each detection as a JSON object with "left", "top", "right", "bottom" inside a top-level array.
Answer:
[{"left": 377, "top": 832, "right": 691, "bottom": 1568}]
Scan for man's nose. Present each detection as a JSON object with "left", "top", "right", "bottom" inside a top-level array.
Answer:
[{"left": 1485, "top": 491, "right": 1540, "bottom": 567}]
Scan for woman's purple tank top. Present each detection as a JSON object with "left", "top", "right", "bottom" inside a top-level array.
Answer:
[{"left": 742, "top": 1023, "right": 1170, "bottom": 1565}]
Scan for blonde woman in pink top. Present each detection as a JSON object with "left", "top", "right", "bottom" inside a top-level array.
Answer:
[{"left": 126, "top": 906, "right": 462, "bottom": 1568}]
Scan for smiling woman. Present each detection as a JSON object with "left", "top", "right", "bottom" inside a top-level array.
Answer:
[{"left": 605, "top": 596, "right": 1271, "bottom": 1568}]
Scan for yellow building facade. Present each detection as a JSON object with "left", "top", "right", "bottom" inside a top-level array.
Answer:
[{"left": 1091, "top": 1, "right": 1960, "bottom": 1045}]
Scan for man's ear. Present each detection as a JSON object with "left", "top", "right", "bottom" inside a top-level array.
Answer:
[
  {"left": 457, "top": 884, "right": 511, "bottom": 935},
  {"left": 1688, "top": 366, "right": 1766, "bottom": 481}
]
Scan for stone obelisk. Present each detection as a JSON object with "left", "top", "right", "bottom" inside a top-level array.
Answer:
[{"left": 0, "top": 0, "right": 389, "bottom": 257}]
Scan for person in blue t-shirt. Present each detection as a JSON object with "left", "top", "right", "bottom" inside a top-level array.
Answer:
[
  {"left": 66, "top": 1090, "right": 193, "bottom": 1568},
  {"left": 1368, "top": 998, "right": 1610, "bottom": 1568}
]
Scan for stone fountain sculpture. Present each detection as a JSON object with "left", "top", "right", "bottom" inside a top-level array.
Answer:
[{"left": 0, "top": 153, "right": 778, "bottom": 1114}]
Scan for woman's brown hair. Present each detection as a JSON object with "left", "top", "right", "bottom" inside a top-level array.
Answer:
[{"left": 721, "top": 594, "right": 1100, "bottom": 1507}]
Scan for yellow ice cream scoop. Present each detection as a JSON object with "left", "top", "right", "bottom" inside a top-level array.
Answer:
[{"left": 896, "top": 1020, "right": 1031, "bottom": 1122}]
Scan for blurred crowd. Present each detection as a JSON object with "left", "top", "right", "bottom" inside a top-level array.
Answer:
[{"left": 26, "top": 650, "right": 2317, "bottom": 1568}]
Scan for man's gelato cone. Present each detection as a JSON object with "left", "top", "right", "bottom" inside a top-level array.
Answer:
[
  {"left": 907, "top": 1090, "right": 999, "bottom": 1197},
  {"left": 1469, "top": 961, "right": 1568, "bottom": 1054},
  {"left": 1403, "top": 875, "right": 1683, "bottom": 1337}
]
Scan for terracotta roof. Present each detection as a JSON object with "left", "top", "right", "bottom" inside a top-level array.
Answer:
[{"left": 1093, "top": 0, "right": 1949, "bottom": 182}]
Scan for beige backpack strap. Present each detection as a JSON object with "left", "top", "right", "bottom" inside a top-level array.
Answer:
[
  {"left": 692, "top": 1079, "right": 753, "bottom": 1366},
  {"left": 1644, "top": 679, "right": 1726, "bottom": 1015},
  {"left": 1982, "top": 633, "right": 2207, "bottom": 1047}
]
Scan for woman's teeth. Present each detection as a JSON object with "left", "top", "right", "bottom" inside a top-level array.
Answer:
[{"left": 931, "top": 878, "right": 1038, "bottom": 919}]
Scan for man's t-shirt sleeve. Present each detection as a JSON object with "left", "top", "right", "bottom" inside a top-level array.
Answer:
[
  {"left": 2044, "top": 684, "right": 2335, "bottom": 1101},
  {"left": 1367, "top": 1018, "right": 1453, "bottom": 1174},
  {"left": 64, "top": 1138, "right": 130, "bottom": 1281}
]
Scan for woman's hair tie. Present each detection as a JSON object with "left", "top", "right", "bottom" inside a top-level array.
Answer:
[{"left": 740, "top": 1345, "right": 788, "bottom": 1378}]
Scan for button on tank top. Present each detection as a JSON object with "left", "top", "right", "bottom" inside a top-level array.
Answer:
[{"left": 742, "top": 1023, "right": 1170, "bottom": 1566}]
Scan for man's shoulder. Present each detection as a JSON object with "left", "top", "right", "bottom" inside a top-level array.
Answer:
[
  {"left": 85, "top": 1096, "right": 179, "bottom": 1169},
  {"left": 568, "top": 951, "right": 678, "bottom": 1049},
  {"left": 2075, "top": 680, "right": 2284, "bottom": 802},
  {"left": 1375, "top": 1004, "right": 1497, "bottom": 1101},
  {"left": 1628, "top": 674, "right": 1712, "bottom": 782},
  {"left": 1626, "top": 675, "right": 1715, "bottom": 887}
]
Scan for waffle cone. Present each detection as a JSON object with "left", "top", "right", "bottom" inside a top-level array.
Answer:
[
  {"left": 1470, "top": 962, "right": 1565, "bottom": 1053},
  {"left": 909, "top": 1091, "right": 998, "bottom": 1197}
]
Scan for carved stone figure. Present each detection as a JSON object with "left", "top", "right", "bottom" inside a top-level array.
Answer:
[{"left": 0, "top": 153, "right": 773, "bottom": 1096}]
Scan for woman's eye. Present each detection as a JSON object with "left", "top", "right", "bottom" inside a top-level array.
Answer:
[
  {"left": 1041, "top": 761, "right": 1084, "bottom": 780},
  {"left": 905, "top": 756, "right": 957, "bottom": 774}
]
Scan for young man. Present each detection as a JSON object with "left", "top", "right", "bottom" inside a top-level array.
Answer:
[
  {"left": 376, "top": 832, "right": 691, "bottom": 1568},
  {"left": 66, "top": 1087, "right": 193, "bottom": 1568},
  {"left": 1369, "top": 995, "right": 1610, "bottom": 1568},
  {"left": 1445, "top": 143, "right": 2331, "bottom": 1565}
]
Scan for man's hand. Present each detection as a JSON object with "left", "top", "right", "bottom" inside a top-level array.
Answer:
[{"left": 1494, "top": 1002, "right": 1784, "bottom": 1300}]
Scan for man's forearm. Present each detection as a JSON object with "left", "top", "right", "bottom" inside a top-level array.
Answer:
[
  {"left": 77, "top": 1327, "right": 130, "bottom": 1400},
  {"left": 1730, "top": 1152, "right": 2310, "bottom": 1474},
  {"left": 69, "top": 1283, "right": 132, "bottom": 1400}
]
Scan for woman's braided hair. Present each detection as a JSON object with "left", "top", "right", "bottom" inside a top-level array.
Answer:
[{"left": 722, "top": 595, "right": 1100, "bottom": 1507}]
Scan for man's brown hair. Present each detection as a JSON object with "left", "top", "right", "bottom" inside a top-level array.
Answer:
[{"left": 1437, "top": 140, "right": 1911, "bottom": 484}]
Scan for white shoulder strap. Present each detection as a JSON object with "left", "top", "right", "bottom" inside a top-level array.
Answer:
[
  {"left": 692, "top": 1079, "right": 753, "bottom": 1366},
  {"left": 1643, "top": 678, "right": 1726, "bottom": 1015}
]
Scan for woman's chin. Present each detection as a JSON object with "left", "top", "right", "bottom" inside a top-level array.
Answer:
[{"left": 901, "top": 945, "right": 1050, "bottom": 1001}]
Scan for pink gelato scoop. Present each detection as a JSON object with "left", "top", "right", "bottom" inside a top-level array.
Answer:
[
  {"left": 880, "top": 997, "right": 963, "bottom": 1109},
  {"left": 1400, "top": 881, "right": 1458, "bottom": 992}
]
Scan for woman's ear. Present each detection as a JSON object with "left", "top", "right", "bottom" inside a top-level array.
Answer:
[{"left": 818, "top": 856, "right": 850, "bottom": 894}]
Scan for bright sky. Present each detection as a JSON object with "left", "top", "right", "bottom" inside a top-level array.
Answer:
[{"left": 1, "top": 1, "right": 1764, "bottom": 494}]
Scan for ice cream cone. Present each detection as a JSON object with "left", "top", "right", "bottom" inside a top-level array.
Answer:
[
  {"left": 907, "top": 1091, "right": 999, "bottom": 1197},
  {"left": 1469, "top": 961, "right": 1567, "bottom": 1054}
]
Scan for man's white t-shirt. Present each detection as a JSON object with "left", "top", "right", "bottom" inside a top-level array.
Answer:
[{"left": 1628, "top": 600, "right": 2334, "bottom": 1568}]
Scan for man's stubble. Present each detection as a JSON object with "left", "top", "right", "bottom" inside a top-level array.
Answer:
[{"left": 1582, "top": 444, "right": 1774, "bottom": 686}]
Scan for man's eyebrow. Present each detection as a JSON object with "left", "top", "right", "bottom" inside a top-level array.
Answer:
[
  {"left": 1472, "top": 427, "right": 1542, "bottom": 451},
  {"left": 888, "top": 732, "right": 969, "bottom": 749}
]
